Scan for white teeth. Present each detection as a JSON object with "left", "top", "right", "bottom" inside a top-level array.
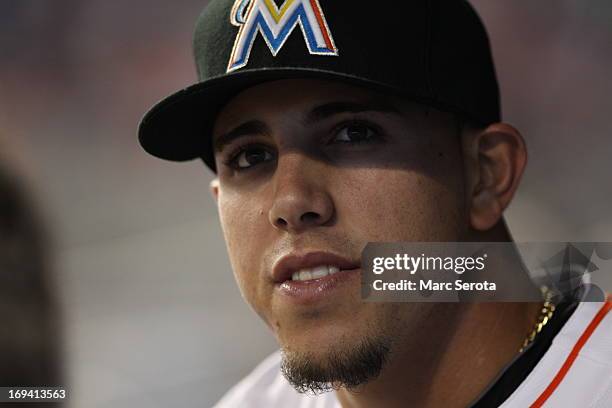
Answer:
[
  {"left": 291, "top": 265, "right": 341, "bottom": 281},
  {"left": 299, "top": 270, "right": 312, "bottom": 280},
  {"left": 311, "top": 266, "right": 329, "bottom": 279}
]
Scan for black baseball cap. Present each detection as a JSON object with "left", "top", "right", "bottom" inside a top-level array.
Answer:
[{"left": 138, "top": 0, "right": 500, "bottom": 172}]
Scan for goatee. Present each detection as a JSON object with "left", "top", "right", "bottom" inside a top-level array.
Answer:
[{"left": 280, "top": 336, "right": 392, "bottom": 395}]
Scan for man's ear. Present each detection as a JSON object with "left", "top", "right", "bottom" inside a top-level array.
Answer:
[
  {"left": 464, "top": 123, "right": 527, "bottom": 231},
  {"left": 210, "top": 178, "right": 220, "bottom": 202}
]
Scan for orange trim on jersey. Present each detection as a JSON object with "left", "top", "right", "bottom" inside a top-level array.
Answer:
[{"left": 530, "top": 298, "right": 612, "bottom": 408}]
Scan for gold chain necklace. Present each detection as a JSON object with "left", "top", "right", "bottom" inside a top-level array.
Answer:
[{"left": 519, "top": 287, "right": 556, "bottom": 353}]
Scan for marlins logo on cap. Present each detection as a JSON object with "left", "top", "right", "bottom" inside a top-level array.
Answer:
[{"left": 227, "top": 0, "right": 339, "bottom": 72}]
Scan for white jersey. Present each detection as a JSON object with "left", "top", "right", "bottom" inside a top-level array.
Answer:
[{"left": 214, "top": 300, "right": 612, "bottom": 408}]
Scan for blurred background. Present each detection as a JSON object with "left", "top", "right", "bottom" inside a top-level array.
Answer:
[{"left": 0, "top": 0, "right": 611, "bottom": 407}]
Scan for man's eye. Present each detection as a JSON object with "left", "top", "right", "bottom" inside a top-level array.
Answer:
[
  {"left": 230, "top": 147, "right": 274, "bottom": 169},
  {"left": 332, "top": 123, "right": 378, "bottom": 144}
]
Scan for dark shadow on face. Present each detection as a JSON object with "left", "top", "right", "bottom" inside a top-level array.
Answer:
[{"left": 212, "top": 79, "right": 467, "bottom": 196}]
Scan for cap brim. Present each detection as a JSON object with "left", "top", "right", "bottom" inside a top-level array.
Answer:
[{"left": 138, "top": 68, "right": 400, "bottom": 172}]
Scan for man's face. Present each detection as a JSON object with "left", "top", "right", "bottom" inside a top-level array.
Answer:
[{"left": 212, "top": 79, "right": 469, "bottom": 387}]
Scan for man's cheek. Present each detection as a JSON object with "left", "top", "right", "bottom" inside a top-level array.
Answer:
[
  {"left": 233, "top": 267, "right": 257, "bottom": 303},
  {"left": 220, "top": 201, "right": 263, "bottom": 260},
  {"left": 220, "top": 209, "right": 272, "bottom": 308},
  {"left": 225, "top": 232, "right": 260, "bottom": 296},
  {"left": 349, "top": 180, "right": 454, "bottom": 241}
]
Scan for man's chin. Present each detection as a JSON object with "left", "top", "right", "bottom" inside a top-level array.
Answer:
[{"left": 279, "top": 333, "right": 393, "bottom": 394}]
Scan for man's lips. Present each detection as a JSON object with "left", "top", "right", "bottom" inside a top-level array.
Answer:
[{"left": 271, "top": 251, "right": 360, "bottom": 284}]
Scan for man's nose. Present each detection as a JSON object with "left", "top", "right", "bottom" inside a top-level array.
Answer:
[{"left": 268, "top": 154, "right": 334, "bottom": 233}]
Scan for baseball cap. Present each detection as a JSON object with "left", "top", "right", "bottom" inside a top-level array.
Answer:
[{"left": 138, "top": 0, "right": 500, "bottom": 172}]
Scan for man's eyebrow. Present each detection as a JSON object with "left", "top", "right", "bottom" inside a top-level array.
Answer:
[
  {"left": 305, "top": 100, "right": 401, "bottom": 123},
  {"left": 213, "top": 101, "right": 400, "bottom": 152},
  {"left": 213, "top": 120, "right": 270, "bottom": 152}
]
